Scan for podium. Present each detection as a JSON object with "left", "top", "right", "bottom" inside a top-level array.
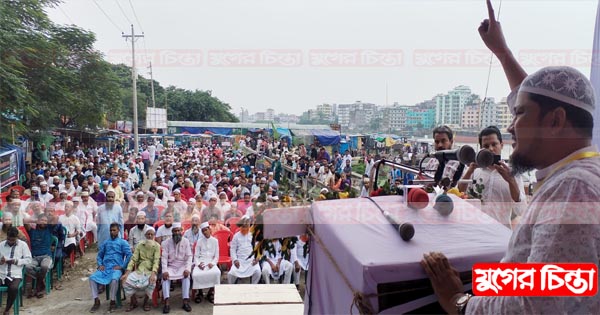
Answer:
[{"left": 263, "top": 194, "right": 511, "bottom": 314}]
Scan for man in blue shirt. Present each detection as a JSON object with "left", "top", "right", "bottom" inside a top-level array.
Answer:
[{"left": 25, "top": 214, "right": 54, "bottom": 298}]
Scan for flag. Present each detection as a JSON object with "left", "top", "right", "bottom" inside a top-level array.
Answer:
[
  {"left": 271, "top": 122, "right": 279, "bottom": 139},
  {"left": 591, "top": 0, "right": 600, "bottom": 147}
]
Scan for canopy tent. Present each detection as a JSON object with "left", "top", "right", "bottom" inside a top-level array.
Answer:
[
  {"left": 311, "top": 129, "right": 340, "bottom": 146},
  {"left": 179, "top": 127, "right": 233, "bottom": 135}
]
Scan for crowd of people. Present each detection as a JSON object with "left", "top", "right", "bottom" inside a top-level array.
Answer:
[{"left": 0, "top": 135, "right": 323, "bottom": 314}]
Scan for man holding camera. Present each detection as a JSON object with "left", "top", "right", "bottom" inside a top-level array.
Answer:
[{"left": 459, "top": 126, "right": 526, "bottom": 228}]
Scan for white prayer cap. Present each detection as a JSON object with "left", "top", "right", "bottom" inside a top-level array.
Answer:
[
  {"left": 172, "top": 189, "right": 181, "bottom": 194},
  {"left": 136, "top": 211, "right": 146, "bottom": 218},
  {"left": 172, "top": 222, "right": 182, "bottom": 229},
  {"left": 320, "top": 188, "right": 329, "bottom": 194},
  {"left": 145, "top": 227, "right": 155, "bottom": 235},
  {"left": 37, "top": 175, "right": 45, "bottom": 179},
  {"left": 59, "top": 190, "right": 67, "bottom": 195},
  {"left": 40, "top": 182, "right": 48, "bottom": 186},
  {"left": 519, "top": 66, "right": 596, "bottom": 114},
  {"left": 3, "top": 212, "right": 13, "bottom": 220},
  {"left": 168, "top": 196, "right": 175, "bottom": 202},
  {"left": 200, "top": 222, "right": 209, "bottom": 230},
  {"left": 191, "top": 214, "right": 200, "bottom": 220},
  {"left": 136, "top": 191, "right": 145, "bottom": 196},
  {"left": 209, "top": 195, "right": 218, "bottom": 201},
  {"left": 146, "top": 192, "right": 155, "bottom": 199},
  {"left": 188, "top": 198, "right": 196, "bottom": 203},
  {"left": 81, "top": 191, "right": 90, "bottom": 196},
  {"left": 31, "top": 186, "right": 40, "bottom": 192},
  {"left": 72, "top": 196, "right": 81, "bottom": 202}
]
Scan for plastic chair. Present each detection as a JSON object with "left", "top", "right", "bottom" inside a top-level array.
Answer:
[
  {"left": 9, "top": 186, "right": 25, "bottom": 195},
  {"left": 0, "top": 192, "right": 9, "bottom": 203},
  {"left": 225, "top": 217, "right": 240, "bottom": 235},
  {"left": 153, "top": 220, "right": 165, "bottom": 230},
  {"left": 54, "top": 210, "right": 65, "bottom": 217},
  {"left": 0, "top": 269, "right": 25, "bottom": 315},
  {"left": 213, "top": 230, "right": 233, "bottom": 270},
  {"left": 105, "top": 280, "right": 125, "bottom": 307},
  {"left": 181, "top": 220, "right": 191, "bottom": 231}
]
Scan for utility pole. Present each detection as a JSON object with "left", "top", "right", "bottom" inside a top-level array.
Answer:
[
  {"left": 122, "top": 24, "right": 144, "bottom": 155},
  {"left": 148, "top": 62, "right": 156, "bottom": 108}
]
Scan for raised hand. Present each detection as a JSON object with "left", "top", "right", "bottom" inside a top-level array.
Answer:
[{"left": 478, "top": 0, "right": 509, "bottom": 55}]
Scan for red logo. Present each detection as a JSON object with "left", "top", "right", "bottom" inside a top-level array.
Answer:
[{"left": 472, "top": 263, "right": 598, "bottom": 296}]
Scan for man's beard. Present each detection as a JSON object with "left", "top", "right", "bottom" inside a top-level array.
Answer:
[
  {"left": 137, "top": 224, "right": 146, "bottom": 229},
  {"left": 172, "top": 234, "right": 182, "bottom": 244},
  {"left": 510, "top": 152, "right": 536, "bottom": 176}
]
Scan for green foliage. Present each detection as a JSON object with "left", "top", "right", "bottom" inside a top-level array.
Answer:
[{"left": 0, "top": 0, "right": 238, "bottom": 143}]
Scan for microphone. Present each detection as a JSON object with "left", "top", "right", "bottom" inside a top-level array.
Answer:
[
  {"left": 432, "top": 145, "right": 476, "bottom": 165},
  {"left": 382, "top": 210, "right": 415, "bottom": 241},
  {"left": 434, "top": 194, "right": 454, "bottom": 216},
  {"left": 407, "top": 187, "right": 429, "bottom": 210},
  {"left": 476, "top": 149, "right": 501, "bottom": 168},
  {"left": 366, "top": 197, "right": 415, "bottom": 241}
]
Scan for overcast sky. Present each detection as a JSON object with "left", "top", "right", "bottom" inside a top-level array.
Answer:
[{"left": 47, "top": 0, "right": 598, "bottom": 116}]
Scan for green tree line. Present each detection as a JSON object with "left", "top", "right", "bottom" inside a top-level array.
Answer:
[{"left": 1, "top": 0, "right": 237, "bottom": 143}]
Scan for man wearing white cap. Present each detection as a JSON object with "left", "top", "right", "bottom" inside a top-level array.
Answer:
[
  {"left": 227, "top": 217, "right": 261, "bottom": 284},
  {"left": 121, "top": 227, "right": 159, "bottom": 312},
  {"left": 128, "top": 212, "right": 151, "bottom": 252},
  {"left": 261, "top": 238, "right": 293, "bottom": 285},
  {"left": 96, "top": 191, "right": 124, "bottom": 246},
  {"left": 161, "top": 222, "right": 193, "bottom": 313},
  {"left": 191, "top": 222, "right": 220, "bottom": 304},
  {"left": 421, "top": 2, "right": 600, "bottom": 314},
  {"left": 77, "top": 191, "right": 98, "bottom": 243}
]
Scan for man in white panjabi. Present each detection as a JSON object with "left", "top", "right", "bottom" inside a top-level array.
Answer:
[
  {"left": 161, "top": 223, "right": 192, "bottom": 313},
  {"left": 290, "top": 235, "right": 309, "bottom": 287},
  {"left": 261, "top": 239, "right": 293, "bottom": 284},
  {"left": 421, "top": 2, "right": 600, "bottom": 314},
  {"left": 227, "top": 217, "right": 261, "bottom": 284},
  {"left": 191, "top": 222, "right": 220, "bottom": 304},
  {"left": 459, "top": 126, "right": 527, "bottom": 228}
]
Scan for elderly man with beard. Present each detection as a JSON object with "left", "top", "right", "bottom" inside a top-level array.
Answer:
[
  {"left": 420, "top": 2, "right": 600, "bottom": 314},
  {"left": 121, "top": 227, "right": 159, "bottom": 312},
  {"left": 227, "top": 217, "right": 261, "bottom": 284},
  {"left": 183, "top": 215, "right": 201, "bottom": 246},
  {"left": 77, "top": 192, "right": 98, "bottom": 243},
  {"left": 89, "top": 223, "right": 132, "bottom": 313},
  {"left": 161, "top": 223, "right": 193, "bottom": 313},
  {"left": 191, "top": 222, "right": 220, "bottom": 304},
  {"left": 96, "top": 191, "right": 124, "bottom": 246},
  {"left": 0, "top": 227, "right": 32, "bottom": 315},
  {"left": 128, "top": 212, "right": 151, "bottom": 252}
]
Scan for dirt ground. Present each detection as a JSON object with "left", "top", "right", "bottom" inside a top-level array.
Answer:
[
  {"left": 19, "top": 248, "right": 306, "bottom": 315},
  {"left": 19, "top": 247, "right": 214, "bottom": 315}
]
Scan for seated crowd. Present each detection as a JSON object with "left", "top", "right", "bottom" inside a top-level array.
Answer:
[{"left": 0, "top": 138, "right": 312, "bottom": 314}]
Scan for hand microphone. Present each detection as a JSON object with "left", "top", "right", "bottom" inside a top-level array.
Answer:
[
  {"left": 432, "top": 145, "right": 476, "bottom": 165},
  {"left": 366, "top": 197, "right": 415, "bottom": 241},
  {"left": 382, "top": 210, "right": 415, "bottom": 241},
  {"left": 476, "top": 149, "right": 501, "bottom": 168}
]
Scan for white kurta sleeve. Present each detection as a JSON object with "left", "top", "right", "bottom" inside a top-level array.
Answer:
[
  {"left": 467, "top": 179, "right": 600, "bottom": 314},
  {"left": 212, "top": 238, "right": 219, "bottom": 265}
]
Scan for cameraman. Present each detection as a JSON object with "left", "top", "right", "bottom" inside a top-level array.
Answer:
[{"left": 459, "top": 126, "right": 526, "bottom": 228}]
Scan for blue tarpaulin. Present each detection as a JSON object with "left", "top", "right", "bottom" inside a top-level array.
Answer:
[
  {"left": 180, "top": 127, "right": 233, "bottom": 135},
  {"left": 311, "top": 129, "right": 340, "bottom": 146}
]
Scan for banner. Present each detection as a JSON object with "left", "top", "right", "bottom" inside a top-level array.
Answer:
[{"left": 0, "top": 150, "right": 18, "bottom": 190}]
